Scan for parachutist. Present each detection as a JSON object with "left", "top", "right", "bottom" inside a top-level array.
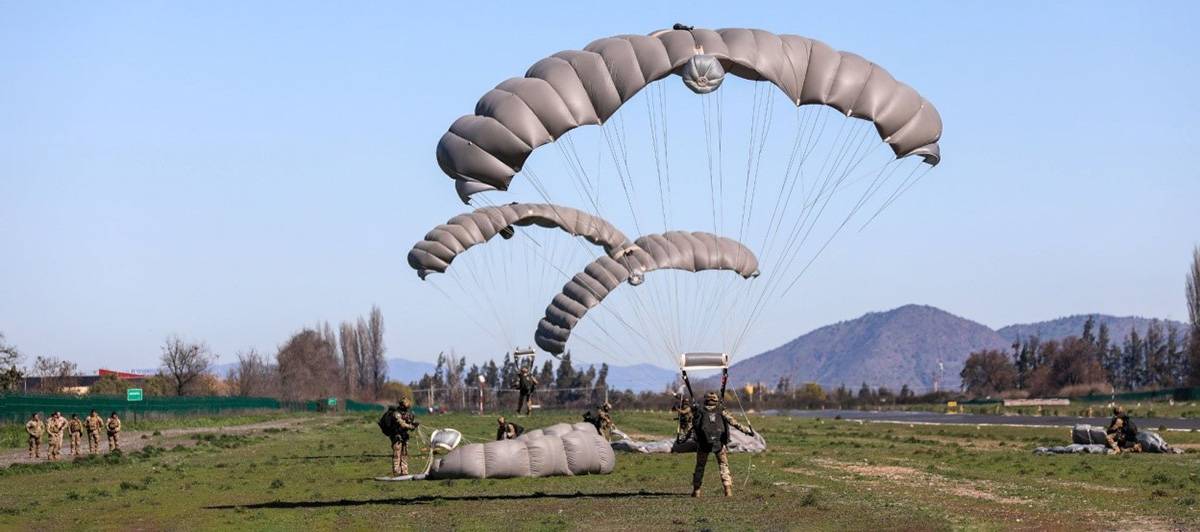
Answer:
[
  {"left": 684, "top": 391, "right": 753, "bottom": 497},
  {"left": 378, "top": 398, "right": 418, "bottom": 476},
  {"left": 514, "top": 367, "right": 538, "bottom": 415},
  {"left": 496, "top": 416, "right": 524, "bottom": 440}
]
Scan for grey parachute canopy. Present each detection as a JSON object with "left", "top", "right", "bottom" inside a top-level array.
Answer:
[
  {"left": 428, "top": 422, "right": 615, "bottom": 479},
  {"left": 407, "top": 203, "right": 634, "bottom": 279},
  {"left": 437, "top": 26, "right": 942, "bottom": 202},
  {"left": 535, "top": 231, "right": 760, "bottom": 354}
]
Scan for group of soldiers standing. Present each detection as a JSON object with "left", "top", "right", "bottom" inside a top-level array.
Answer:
[{"left": 25, "top": 410, "right": 122, "bottom": 460}]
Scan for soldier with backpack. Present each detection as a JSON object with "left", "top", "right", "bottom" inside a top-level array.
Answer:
[
  {"left": 378, "top": 398, "right": 419, "bottom": 476},
  {"left": 683, "top": 391, "right": 754, "bottom": 497},
  {"left": 1105, "top": 405, "right": 1142, "bottom": 453}
]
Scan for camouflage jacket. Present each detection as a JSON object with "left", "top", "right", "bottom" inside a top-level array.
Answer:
[
  {"left": 68, "top": 418, "right": 83, "bottom": 434},
  {"left": 26, "top": 420, "right": 44, "bottom": 437},
  {"left": 85, "top": 415, "right": 104, "bottom": 434},
  {"left": 107, "top": 417, "right": 121, "bottom": 434},
  {"left": 46, "top": 417, "right": 66, "bottom": 436}
]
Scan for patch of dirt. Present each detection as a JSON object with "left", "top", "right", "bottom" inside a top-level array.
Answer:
[
  {"left": 808, "top": 458, "right": 1029, "bottom": 505},
  {"left": 0, "top": 416, "right": 323, "bottom": 468}
]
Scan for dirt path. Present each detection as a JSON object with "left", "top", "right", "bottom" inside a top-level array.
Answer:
[{"left": 1, "top": 417, "right": 321, "bottom": 468}]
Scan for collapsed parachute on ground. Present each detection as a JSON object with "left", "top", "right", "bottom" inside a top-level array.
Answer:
[
  {"left": 535, "top": 231, "right": 760, "bottom": 354},
  {"left": 610, "top": 428, "right": 766, "bottom": 454},
  {"left": 427, "top": 422, "right": 615, "bottom": 479},
  {"left": 1033, "top": 425, "right": 1182, "bottom": 454},
  {"left": 436, "top": 26, "right": 942, "bottom": 202},
  {"left": 408, "top": 203, "right": 635, "bottom": 279}
]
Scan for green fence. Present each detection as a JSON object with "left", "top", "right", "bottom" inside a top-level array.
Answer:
[{"left": 0, "top": 394, "right": 385, "bottom": 424}]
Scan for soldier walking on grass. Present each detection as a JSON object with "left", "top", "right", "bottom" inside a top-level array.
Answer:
[
  {"left": 106, "top": 411, "right": 122, "bottom": 453},
  {"left": 45, "top": 411, "right": 66, "bottom": 460},
  {"left": 514, "top": 367, "right": 538, "bottom": 416},
  {"left": 67, "top": 414, "right": 83, "bottom": 456},
  {"left": 85, "top": 410, "right": 104, "bottom": 455},
  {"left": 384, "top": 398, "right": 418, "bottom": 476},
  {"left": 25, "top": 413, "right": 43, "bottom": 459},
  {"left": 671, "top": 393, "right": 693, "bottom": 442},
  {"left": 684, "top": 391, "right": 755, "bottom": 497}
]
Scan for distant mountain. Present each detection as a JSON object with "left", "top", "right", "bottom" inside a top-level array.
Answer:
[
  {"left": 712, "top": 305, "right": 1011, "bottom": 392},
  {"left": 997, "top": 315, "right": 1188, "bottom": 345}
]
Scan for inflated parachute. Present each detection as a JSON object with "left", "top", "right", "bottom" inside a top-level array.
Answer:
[
  {"left": 428, "top": 422, "right": 615, "bottom": 479},
  {"left": 535, "top": 231, "right": 759, "bottom": 354},
  {"left": 437, "top": 26, "right": 942, "bottom": 201},
  {"left": 408, "top": 202, "right": 635, "bottom": 279}
]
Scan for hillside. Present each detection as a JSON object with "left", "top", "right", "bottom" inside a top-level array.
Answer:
[
  {"left": 997, "top": 315, "right": 1188, "bottom": 344},
  {"left": 714, "top": 305, "right": 1011, "bottom": 391}
]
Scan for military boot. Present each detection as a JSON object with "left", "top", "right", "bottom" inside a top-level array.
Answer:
[
  {"left": 691, "top": 487, "right": 701, "bottom": 498},
  {"left": 723, "top": 484, "right": 733, "bottom": 497}
]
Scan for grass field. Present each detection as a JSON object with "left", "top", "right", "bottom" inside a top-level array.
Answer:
[{"left": 0, "top": 410, "right": 1197, "bottom": 531}]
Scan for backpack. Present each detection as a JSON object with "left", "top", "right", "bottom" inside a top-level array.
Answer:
[
  {"left": 694, "top": 404, "right": 728, "bottom": 447},
  {"left": 378, "top": 407, "right": 399, "bottom": 437}
]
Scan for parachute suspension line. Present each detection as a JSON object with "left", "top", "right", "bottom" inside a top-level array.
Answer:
[
  {"left": 600, "top": 123, "right": 643, "bottom": 237},
  {"left": 554, "top": 144, "right": 602, "bottom": 216},
  {"left": 428, "top": 280, "right": 508, "bottom": 349},
  {"left": 758, "top": 105, "right": 807, "bottom": 256},
  {"left": 859, "top": 162, "right": 934, "bottom": 231},
  {"left": 644, "top": 83, "right": 669, "bottom": 231},
  {"left": 446, "top": 267, "right": 512, "bottom": 349},
  {"left": 702, "top": 93, "right": 719, "bottom": 233}
]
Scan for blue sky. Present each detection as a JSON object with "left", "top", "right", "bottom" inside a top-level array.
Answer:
[{"left": 1, "top": 1, "right": 1198, "bottom": 373}]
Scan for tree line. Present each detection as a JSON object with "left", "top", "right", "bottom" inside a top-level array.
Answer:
[
  {"left": 1, "top": 305, "right": 399, "bottom": 403},
  {"left": 961, "top": 247, "right": 1200, "bottom": 397},
  {"left": 408, "top": 351, "right": 612, "bottom": 411}
]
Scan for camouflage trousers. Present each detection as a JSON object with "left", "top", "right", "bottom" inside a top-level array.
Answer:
[
  {"left": 392, "top": 439, "right": 409, "bottom": 476},
  {"left": 87, "top": 432, "right": 100, "bottom": 454},
  {"left": 517, "top": 393, "right": 532, "bottom": 415},
  {"left": 70, "top": 433, "right": 81, "bottom": 456},
  {"left": 693, "top": 445, "right": 732, "bottom": 490},
  {"left": 48, "top": 434, "right": 63, "bottom": 460},
  {"left": 27, "top": 436, "right": 40, "bottom": 458},
  {"left": 108, "top": 432, "right": 119, "bottom": 452}
]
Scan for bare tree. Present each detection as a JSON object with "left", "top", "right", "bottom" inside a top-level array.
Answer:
[
  {"left": 32, "top": 355, "right": 79, "bottom": 393},
  {"left": 227, "top": 348, "right": 279, "bottom": 397},
  {"left": 338, "top": 322, "right": 359, "bottom": 399},
  {"left": 365, "top": 306, "right": 387, "bottom": 397},
  {"left": 160, "top": 335, "right": 216, "bottom": 396},
  {"left": 1188, "top": 246, "right": 1200, "bottom": 385},
  {"left": 276, "top": 328, "right": 340, "bottom": 401},
  {"left": 0, "top": 333, "right": 23, "bottom": 393},
  {"left": 0, "top": 332, "right": 19, "bottom": 368}
]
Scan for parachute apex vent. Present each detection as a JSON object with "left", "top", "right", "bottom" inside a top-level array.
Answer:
[
  {"left": 682, "top": 54, "right": 725, "bottom": 95},
  {"left": 680, "top": 352, "right": 729, "bottom": 370},
  {"left": 429, "top": 429, "right": 463, "bottom": 452}
]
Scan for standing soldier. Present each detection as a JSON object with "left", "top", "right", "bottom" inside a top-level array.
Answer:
[
  {"left": 514, "top": 367, "right": 538, "bottom": 416},
  {"left": 45, "top": 411, "right": 66, "bottom": 460},
  {"left": 685, "top": 391, "right": 754, "bottom": 497},
  {"left": 106, "top": 411, "right": 122, "bottom": 453},
  {"left": 495, "top": 416, "right": 524, "bottom": 440},
  {"left": 388, "top": 398, "right": 418, "bottom": 476},
  {"left": 84, "top": 409, "right": 104, "bottom": 455},
  {"left": 67, "top": 414, "right": 84, "bottom": 457},
  {"left": 596, "top": 402, "right": 615, "bottom": 441},
  {"left": 25, "top": 413, "right": 44, "bottom": 459},
  {"left": 671, "top": 393, "right": 693, "bottom": 442}
]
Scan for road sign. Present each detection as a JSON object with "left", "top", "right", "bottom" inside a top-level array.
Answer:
[
  {"left": 127, "top": 388, "right": 143, "bottom": 402},
  {"left": 327, "top": 397, "right": 337, "bottom": 407}
]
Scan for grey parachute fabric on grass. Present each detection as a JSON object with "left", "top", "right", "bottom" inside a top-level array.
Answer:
[
  {"left": 436, "top": 26, "right": 942, "bottom": 202},
  {"left": 407, "top": 203, "right": 634, "bottom": 279},
  {"left": 428, "top": 422, "right": 615, "bottom": 479},
  {"left": 535, "top": 231, "right": 760, "bottom": 354}
]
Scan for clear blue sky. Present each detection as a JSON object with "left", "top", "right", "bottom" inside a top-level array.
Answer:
[{"left": 2, "top": 1, "right": 1198, "bottom": 373}]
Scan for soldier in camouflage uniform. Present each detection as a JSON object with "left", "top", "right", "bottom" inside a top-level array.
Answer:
[
  {"left": 84, "top": 410, "right": 104, "bottom": 455},
  {"left": 45, "top": 411, "right": 66, "bottom": 460},
  {"left": 389, "top": 398, "right": 418, "bottom": 476},
  {"left": 25, "top": 413, "right": 44, "bottom": 459},
  {"left": 1105, "top": 405, "right": 1142, "bottom": 453},
  {"left": 67, "top": 414, "right": 84, "bottom": 456},
  {"left": 596, "top": 402, "right": 615, "bottom": 441},
  {"left": 685, "top": 391, "right": 754, "bottom": 497},
  {"left": 514, "top": 367, "right": 538, "bottom": 416},
  {"left": 495, "top": 416, "right": 524, "bottom": 440},
  {"left": 106, "top": 411, "right": 122, "bottom": 453},
  {"left": 671, "top": 393, "right": 693, "bottom": 442}
]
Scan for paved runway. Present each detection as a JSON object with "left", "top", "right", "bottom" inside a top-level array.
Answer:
[{"left": 763, "top": 409, "right": 1200, "bottom": 431}]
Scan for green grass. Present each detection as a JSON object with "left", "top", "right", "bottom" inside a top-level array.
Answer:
[
  {"left": 0, "top": 411, "right": 1197, "bottom": 530},
  {"left": 0, "top": 411, "right": 306, "bottom": 449}
]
